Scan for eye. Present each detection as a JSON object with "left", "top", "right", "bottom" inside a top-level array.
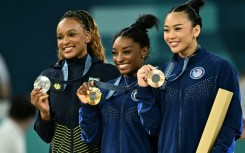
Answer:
[
  {"left": 123, "top": 50, "right": 131, "bottom": 54},
  {"left": 175, "top": 27, "right": 182, "bottom": 31},
  {"left": 164, "top": 29, "right": 169, "bottom": 32},
  {"left": 57, "top": 35, "right": 63, "bottom": 40},
  {"left": 112, "top": 50, "right": 117, "bottom": 56},
  {"left": 69, "top": 32, "right": 76, "bottom": 37}
]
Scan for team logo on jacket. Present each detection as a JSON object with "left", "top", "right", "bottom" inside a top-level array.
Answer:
[
  {"left": 190, "top": 67, "right": 205, "bottom": 79},
  {"left": 131, "top": 89, "right": 138, "bottom": 101}
]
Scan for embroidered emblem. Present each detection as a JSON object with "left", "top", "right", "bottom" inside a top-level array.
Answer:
[
  {"left": 190, "top": 67, "right": 205, "bottom": 79},
  {"left": 131, "top": 89, "right": 138, "bottom": 101},
  {"left": 54, "top": 83, "right": 61, "bottom": 90}
]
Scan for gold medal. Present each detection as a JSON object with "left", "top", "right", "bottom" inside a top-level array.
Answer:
[
  {"left": 86, "top": 87, "right": 102, "bottom": 105},
  {"left": 147, "top": 69, "right": 165, "bottom": 88},
  {"left": 34, "top": 76, "right": 51, "bottom": 93}
]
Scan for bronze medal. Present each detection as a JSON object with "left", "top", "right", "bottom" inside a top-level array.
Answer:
[
  {"left": 86, "top": 87, "right": 102, "bottom": 105},
  {"left": 147, "top": 69, "right": 165, "bottom": 88}
]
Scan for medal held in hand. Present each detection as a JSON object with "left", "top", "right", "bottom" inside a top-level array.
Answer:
[
  {"left": 34, "top": 76, "right": 51, "bottom": 93},
  {"left": 147, "top": 68, "right": 165, "bottom": 88},
  {"left": 86, "top": 87, "right": 102, "bottom": 105}
]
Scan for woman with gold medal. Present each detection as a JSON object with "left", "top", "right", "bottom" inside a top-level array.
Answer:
[{"left": 77, "top": 14, "right": 159, "bottom": 153}]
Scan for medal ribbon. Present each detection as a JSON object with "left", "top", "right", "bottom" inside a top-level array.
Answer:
[
  {"left": 45, "top": 54, "right": 92, "bottom": 91},
  {"left": 160, "top": 45, "right": 201, "bottom": 90}
]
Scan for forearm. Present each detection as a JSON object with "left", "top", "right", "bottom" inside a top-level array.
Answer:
[
  {"left": 137, "top": 86, "right": 161, "bottom": 135},
  {"left": 79, "top": 105, "right": 101, "bottom": 147},
  {"left": 34, "top": 111, "right": 55, "bottom": 143},
  {"left": 212, "top": 100, "right": 243, "bottom": 152}
]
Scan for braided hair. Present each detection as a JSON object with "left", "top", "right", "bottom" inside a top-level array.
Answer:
[
  {"left": 112, "top": 14, "right": 159, "bottom": 59},
  {"left": 58, "top": 10, "right": 105, "bottom": 62}
]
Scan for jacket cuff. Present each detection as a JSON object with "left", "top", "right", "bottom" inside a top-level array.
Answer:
[{"left": 136, "top": 86, "right": 154, "bottom": 99}]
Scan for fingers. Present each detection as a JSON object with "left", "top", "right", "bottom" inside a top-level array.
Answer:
[
  {"left": 137, "top": 65, "right": 154, "bottom": 79},
  {"left": 30, "top": 88, "right": 43, "bottom": 105},
  {"left": 139, "top": 64, "right": 154, "bottom": 74},
  {"left": 137, "top": 64, "right": 156, "bottom": 87},
  {"left": 77, "top": 82, "right": 92, "bottom": 96},
  {"left": 30, "top": 88, "right": 49, "bottom": 111},
  {"left": 39, "top": 94, "right": 49, "bottom": 101}
]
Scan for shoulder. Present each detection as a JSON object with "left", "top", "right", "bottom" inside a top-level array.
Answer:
[
  {"left": 201, "top": 47, "right": 232, "bottom": 66},
  {"left": 201, "top": 47, "right": 237, "bottom": 74},
  {"left": 40, "top": 60, "right": 63, "bottom": 76},
  {"left": 91, "top": 57, "right": 120, "bottom": 81}
]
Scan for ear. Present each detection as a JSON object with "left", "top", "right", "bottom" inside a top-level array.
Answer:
[
  {"left": 85, "top": 31, "right": 92, "bottom": 43},
  {"left": 141, "top": 47, "right": 149, "bottom": 58},
  {"left": 193, "top": 25, "right": 201, "bottom": 38}
]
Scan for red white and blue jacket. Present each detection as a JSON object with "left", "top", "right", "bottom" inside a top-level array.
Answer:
[
  {"left": 79, "top": 76, "right": 158, "bottom": 153},
  {"left": 137, "top": 46, "right": 243, "bottom": 153}
]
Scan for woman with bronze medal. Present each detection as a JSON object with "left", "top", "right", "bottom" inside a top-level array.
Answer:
[
  {"left": 30, "top": 10, "right": 120, "bottom": 153},
  {"left": 136, "top": 0, "right": 243, "bottom": 153},
  {"left": 77, "top": 14, "right": 159, "bottom": 153}
]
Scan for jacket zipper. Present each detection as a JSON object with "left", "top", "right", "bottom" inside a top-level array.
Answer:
[
  {"left": 120, "top": 92, "right": 125, "bottom": 153},
  {"left": 178, "top": 78, "right": 183, "bottom": 153}
]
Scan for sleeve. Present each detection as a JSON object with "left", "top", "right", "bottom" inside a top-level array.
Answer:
[
  {"left": 34, "top": 110, "right": 55, "bottom": 143},
  {"left": 211, "top": 61, "right": 244, "bottom": 153},
  {"left": 136, "top": 86, "right": 161, "bottom": 136},
  {"left": 79, "top": 104, "right": 102, "bottom": 147}
]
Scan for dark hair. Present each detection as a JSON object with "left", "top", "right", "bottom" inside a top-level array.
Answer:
[
  {"left": 58, "top": 10, "right": 106, "bottom": 62},
  {"left": 169, "top": 0, "right": 204, "bottom": 28},
  {"left": 112, "top": 14, "right": 159, "bottom": 59},
  {"left": 9, "top": 94, "right": 36, "bottom": 121}
]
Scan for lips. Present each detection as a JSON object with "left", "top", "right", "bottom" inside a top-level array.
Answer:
[
  {"left": 118, "top": 64, "right": 128, "bottom": 69},
  {"left": 169, "top": 41, "right": 179, "bottom": 48},
  {"left": 63, "top": 46, "right": 74, "bottom": 52}
]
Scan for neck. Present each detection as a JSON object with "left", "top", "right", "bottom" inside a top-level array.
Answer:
[{"left": 179, "top": 42, "right": 198, "bottom": 58}]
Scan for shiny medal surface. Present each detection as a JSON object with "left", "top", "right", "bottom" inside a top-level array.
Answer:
[
  {"left": 33, "top": 76, "right": 51, "bottom": 93},
  {"left": 147, "top": 69, "right": 165, "bottom": 88},
  {"left": 86, "top": 87, "right": 102, "bottom": 105}
]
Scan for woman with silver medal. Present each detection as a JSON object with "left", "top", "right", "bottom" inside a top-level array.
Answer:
[
  {"left": 30, "top": 10, "right": 120, "bottom": 153},
  {"left": 77, "top": 14, "right": 159, "bottom": 153},
  {"left": 136, "top": 0, "right": 243, "bottom": 153}
]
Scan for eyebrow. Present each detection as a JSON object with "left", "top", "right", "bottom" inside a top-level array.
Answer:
[
  {"left": 57, "top": 29, "right": 77, "bottom": 35},
  {"left": 164, "top": 23, "right": 183, "bottom": 28},
  {"left": 112, "top": 45, "right": 132, "bottom": 50}
]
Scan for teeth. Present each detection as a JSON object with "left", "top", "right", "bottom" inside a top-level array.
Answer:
[
  {"left": 118, "top": 64, "right": 127, "bottom": 68},
  {"left": 64, "top": 47, "right": 73, "bottom": 52},
  {"left": 170, "top": 42, "right": 178, "bottom": 47}
]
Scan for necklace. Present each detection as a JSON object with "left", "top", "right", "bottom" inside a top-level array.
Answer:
[{"left": 123, "top": 76, "right": 137, "bottom": 88}]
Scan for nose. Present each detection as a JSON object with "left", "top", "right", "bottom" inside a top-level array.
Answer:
[
  {"left": 169, "top": 30, "right": 176, "bottom": 39},
  {"left": 115, "top": 53, "right": 124, "bottom": 63},
  {"left": 63, "top": 36, "right": 70, "bottom": 44}
]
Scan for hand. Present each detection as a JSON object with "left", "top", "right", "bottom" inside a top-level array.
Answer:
[
  {"left": 30, "top": 87, "right": 50, "bottom": 121},
  {"left": 77, "top": 82, "right": 93, "bottom": 104},
  {"left": 137, "top": 64, "right": 155, "bottom": 87}
]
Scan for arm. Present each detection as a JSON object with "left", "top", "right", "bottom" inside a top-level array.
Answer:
[
  {"left": 31, "top": 88, "right": 55, "bottom": 143},
  {"left": 136, "top": 65, "right": 161, "bottom": 136},
  {"left": 79, "top": 104, "right": 102, "bottom": 147},
  {"left": 77, "top": 82, "right": 102, "bottom": 147},
  {"left": 212, "top": 61, "right": 243, "bottom": 153},
  {"left": 34, "top": 110, "right": 55, "bottom": 143},
  {"left": 137, "top": 86, "right": 161, "bottom": 136}
]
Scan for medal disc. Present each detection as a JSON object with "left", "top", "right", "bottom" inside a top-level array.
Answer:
[
  {"left": 86, "top": 87, "right": 102, "bottom": 105},
  {"left": 147, "top": 69, "right": 165, "bottom": 88},
  {"left": 34, "top": 76, "right": 51, "bottom": 93}
]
